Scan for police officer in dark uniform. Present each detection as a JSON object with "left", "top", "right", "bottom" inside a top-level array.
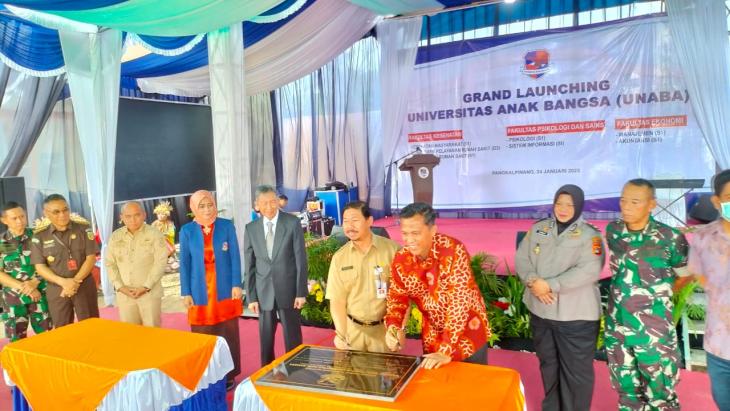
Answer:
[{"left": 30, "top": 194, "right": 99, "bottom": 327}]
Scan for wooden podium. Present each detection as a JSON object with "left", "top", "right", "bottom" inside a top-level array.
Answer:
[{"left": 399, "top": 154, "right": 440, "bottom": 205}]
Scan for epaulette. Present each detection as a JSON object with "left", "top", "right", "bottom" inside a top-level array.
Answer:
[
  {"left": 70, "top": 213, "right": 90, "bottom": 226},
  {"left": 33, "top": 217, "right": 51, "bottom": 234},
  {"left": 584, "top": 221, "right": 602, "bottom": 234}
]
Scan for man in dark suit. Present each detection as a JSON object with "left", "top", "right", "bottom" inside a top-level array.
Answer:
[{"left": 245, "top": 185, "right": 308, "bottom": 366}]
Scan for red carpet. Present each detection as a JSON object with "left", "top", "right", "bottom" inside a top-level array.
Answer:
[
  {"left": 0, "top": 219, "right": 714, "bottom": 410},
  {"left": 0, "top": 306, "right": 716, "bottom": 410}
]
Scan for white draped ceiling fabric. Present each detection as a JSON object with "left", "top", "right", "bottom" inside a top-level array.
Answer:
[
  {"left": 42, "top": 0, "right": 287, "bottom": 36},
  {"left": 137, "top": 0, "right": 381, "bottom": 97},
  {"left": 58, "top": 29, "right": 124, "bottom": 306},
  {"left": 377, "top": 17, "right": 423, "bottom": 212},
  {"left": 208, "top": 23, "right": 250, "bottom": 255},
  {"left": 666, "top": 0, "right": 730, "bottom": 168},
  {"left": 3, "top": 0, "right": 449, "bottom": 305}
]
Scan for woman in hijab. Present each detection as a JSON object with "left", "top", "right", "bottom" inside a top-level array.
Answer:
[
  {"left": 514, "top": 184, "right": 605, "bottom": 411},
  {"left": 179, "top": 190, "right": 242, "bottom": 391}
]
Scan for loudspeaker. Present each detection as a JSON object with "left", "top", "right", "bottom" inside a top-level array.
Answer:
[
  {"left": 0, "top": 177, "right": 26, "bottom": 209},
  {"left": 689, "top": 194, "right": 718, "bottom": 224},
  {"left": 0, "top": 177, "right": 27, "bottom": 231}
]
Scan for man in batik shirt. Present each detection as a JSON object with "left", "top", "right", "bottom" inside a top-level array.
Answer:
[
  {"left": 384, "top": 202, "right": 490, "bottom": 369},
  {"left": 605, "top": 179, "right": 689, "bottom": 411},
  {"left": 0, "top": 202, "right": 52, "bottom": 341}
]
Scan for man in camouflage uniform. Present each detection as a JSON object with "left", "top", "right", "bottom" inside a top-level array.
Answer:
[
  {"left": 0, "top": 202, "right": 52, "bottom": 341},
  {"left": 605, "top": 179, "right": 689, "bottom": 411}
]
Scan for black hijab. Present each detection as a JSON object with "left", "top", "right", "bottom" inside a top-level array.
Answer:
[{"left": 553, "top": 184, "right": 585, "bottom": 235}]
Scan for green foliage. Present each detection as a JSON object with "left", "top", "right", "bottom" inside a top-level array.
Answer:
[
  {"left": 301, "top": 292, "right": 333, "bottom": 326},
  {"left": 671, "top": 281, "right": 699, "bottom": 325},
  {"left": 300, "top": 236, "right": 340, "bottom": 326},
  {"left": 475, "top": 258, "right": 532, "bottom": 344},
  {"left": 405, "top": 304, "right": 423, "bottom": 337},
  {"left": 686, "top": 303, "right": 706, "bottom": 321},
  {"left": 305, "top": 236, "right": 340, "bottom": 283},
  {"left": 596, "top": 315, "right": 605, "bottom": 349}
]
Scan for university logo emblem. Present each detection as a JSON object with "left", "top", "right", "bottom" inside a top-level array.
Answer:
[{"left": 521, "top": 50, "right": 551, "bottom": 79}]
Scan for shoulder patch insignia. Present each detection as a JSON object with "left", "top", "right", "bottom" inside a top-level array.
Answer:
[{"left": 592, "top": 236, "right": 602, "bottom": 255}]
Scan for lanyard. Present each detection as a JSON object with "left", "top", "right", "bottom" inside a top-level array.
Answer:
[{"left": 52, "top": 232, "right": 74, "bottom": 258}]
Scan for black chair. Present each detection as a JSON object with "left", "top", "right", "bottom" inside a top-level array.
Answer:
[{"left": 689, "top": 194, "right": 718, "bottom": 223}]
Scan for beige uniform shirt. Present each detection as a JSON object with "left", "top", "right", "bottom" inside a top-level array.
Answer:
[
  {"left": 105, "top": 224, "right": 168, "bottom": 295},
  {"left": 325, "top": 235, "right": 400, "bottom": 323}
]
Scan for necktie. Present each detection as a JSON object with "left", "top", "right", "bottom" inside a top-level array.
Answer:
[{"left": 266, "top": 221, "right": 274, "bottom": 258}]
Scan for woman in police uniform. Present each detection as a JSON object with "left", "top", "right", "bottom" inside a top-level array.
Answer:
[{"left": 515, "top": 184, "right": 605, "bottom": 411}]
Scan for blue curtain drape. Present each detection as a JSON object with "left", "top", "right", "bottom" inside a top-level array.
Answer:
[{"left": 0, "top": 11, "right": 64, "bottom": 73}]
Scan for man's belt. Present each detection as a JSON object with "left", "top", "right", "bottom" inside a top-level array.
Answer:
[{"left": 347, "top": 314, "right": 383, "bottom": 327}]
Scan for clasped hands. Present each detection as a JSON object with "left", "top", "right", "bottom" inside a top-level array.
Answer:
[
  {"left": 529, "top": 278, "right": 556, "bottom": 304},
  {"left": 118, "top": 285, "right": 150, "bottom": 299},
  {"left": 59, "top": 277, "right": 82, "bottom": 298},
  {"left": 14, "top": 279, "right": 41, "bottom": 302}
]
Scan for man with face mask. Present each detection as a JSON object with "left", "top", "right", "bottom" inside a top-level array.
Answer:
[
  {"left": 325, "top": 201, "right": 400, "bottom": 352},
  {"left": 515, "top": 184, "right": 604, "bottom": 411},
  {"left": 685, "top": 169, "right": 730, "bottom": 411},
  {"left": 605, "top": 178, "right": 689, "bottom": 411}
]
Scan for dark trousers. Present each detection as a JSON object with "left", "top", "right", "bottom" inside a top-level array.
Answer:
[
  {"left": 46, "top": 276, "right": 99, "bottom": 327},
  {"left": 530, "top": 313, "right": 599, "bottom": 411},
  {"left": 191, "top": 317, "right": 241, "bottom": 381},
  {"left": 259, "top": 303, "right": 302, "bottom": 367},
  {"left": 463, "top": 343, "right": 489, "bottom": 365}
]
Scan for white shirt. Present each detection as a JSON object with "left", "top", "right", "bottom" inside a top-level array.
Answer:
[{"left": 263, "top": 211, "right": 280, "bottom": 238}]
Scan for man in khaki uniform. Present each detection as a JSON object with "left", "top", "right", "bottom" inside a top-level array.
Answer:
[
  {"left": 30, "top": 194, "right": 99, "bottom": 327},
  {"left": 105, "top": 202, "right": 168, "bottom": 327},
  {"left": 326, "top": 201, "right": 400, "bottom": 352}
]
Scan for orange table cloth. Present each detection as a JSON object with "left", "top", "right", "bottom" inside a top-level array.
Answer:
[
  {"left": 242, "top": 345, "right": 525, "bottom": 411},
  {"left": 0, "top": 318, "right": 218, "bottom": 411}
]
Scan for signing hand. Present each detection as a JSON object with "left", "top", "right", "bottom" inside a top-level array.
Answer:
[
  {"left": 422, "top": 352, "right": 451, "bottom": 370},
  {"left": 248, "top": 301, "right": 260, "bottom": 314},
  {"left": 385, "top": 326, "right": 405, "bottom": 352},
  {"left": 182, "top": 295, "right": 194, "bottom": 309},
  {"left": 334, "top": 332, "right": 350, "bottom": 350},
  {"left": 293, "top": 297, "right": 306, "bottom": 309},
  {"left": 231, "top": 287, "right": 243, "bottom": 300}
]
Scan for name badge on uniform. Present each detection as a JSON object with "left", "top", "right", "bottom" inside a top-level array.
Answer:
[
  {"left": 341, "top": 266, "right": 353, "bottom": 271},
  {"left": 536, "top": 225, "right": 550, "bottom": 236},
  {"left": 374, "top": 265, "right": 387, "bottom": 299}
]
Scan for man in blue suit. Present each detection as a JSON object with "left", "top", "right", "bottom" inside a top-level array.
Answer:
[{"left": 245, "top": 185, "right": 308, "bottom": 366}]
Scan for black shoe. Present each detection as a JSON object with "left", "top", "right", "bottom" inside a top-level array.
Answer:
[{"left": 226, "top": 380, "right": 236, "bottom": 391}]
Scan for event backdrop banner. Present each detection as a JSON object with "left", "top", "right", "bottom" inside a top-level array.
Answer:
[{"left": 393, "top": 16, "right": 715, "bottom": 210}]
